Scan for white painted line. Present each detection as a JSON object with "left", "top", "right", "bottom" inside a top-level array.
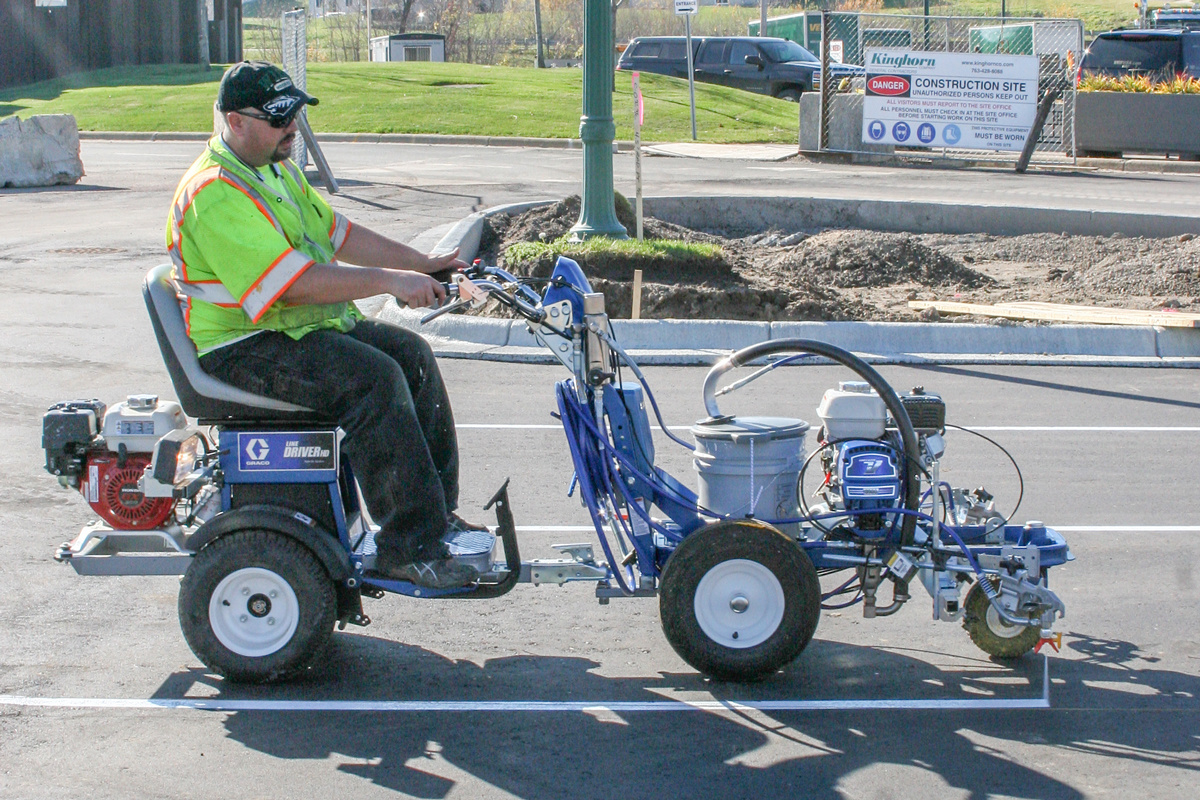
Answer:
[
  {"left": 0, "top": 658, "right": 1050, "bottom": 714},
  {"left": 457, "top": 424, "right": 1200, "bottom": 433},
  {"left": 1054, "top": 526, "right": 1200, "bottom": 532},
  {"left": 518, "top": 525, "right": 1197, "bottom": 534},
  {"left": 515, "top": 525, "right": 595, "bottom": 532},
  {"left": 962, "top": 426, "right": 1200, "bottom": 432},
  {"left": 0, "top": 695, "right": 1047, "bottom": 713}
]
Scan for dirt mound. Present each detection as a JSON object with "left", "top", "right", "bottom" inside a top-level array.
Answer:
[
  {"left": 767, "top": 230, "right": 993, "bottom": 290},
  {"left": 476, "top": 199, "right": 1200, "bottom": 322}
]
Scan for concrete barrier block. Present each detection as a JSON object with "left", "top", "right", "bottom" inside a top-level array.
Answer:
[{"left": 0, "top": 114, "right": 84, "bottom": 188}]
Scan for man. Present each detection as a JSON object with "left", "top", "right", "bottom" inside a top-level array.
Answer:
[{"left": 166, "top": 61, "right": 480, "bottom": 589}]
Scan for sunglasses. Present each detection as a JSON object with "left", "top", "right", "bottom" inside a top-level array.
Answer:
[{"left": 234, "top": 109, "right": 296, "bottom": 129}]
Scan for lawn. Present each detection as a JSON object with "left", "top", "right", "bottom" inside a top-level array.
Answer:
[{"left": 0, "top": 62, "right": 802, "bottom": 144}]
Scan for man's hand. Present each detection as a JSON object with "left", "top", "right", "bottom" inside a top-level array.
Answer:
[
  {"left": 388, "top": 270, "right": 447, "bottom": 309},
  {"left": 425, "top": 248, "right": 470, "bottom": 277}
]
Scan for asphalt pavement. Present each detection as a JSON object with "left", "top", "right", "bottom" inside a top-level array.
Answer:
[{"left": 1, "top": 141, "right": 1198, "bottom": 799}]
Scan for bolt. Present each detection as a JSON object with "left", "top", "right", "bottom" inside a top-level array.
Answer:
[
  {"left": 240, "top": 615, "right": 248, "bottom": 623},
  {"left": 242, "top": 587, "right": 250, "bottom": 595},
  {"left": 267, "top": 618, "right": 276, "bottom": 626},
  {"left": 269, "top": 590, "right": 277, "bottom": 598},
  {"left": 730, "top": 595, "right": 750, "bottom": 613}
]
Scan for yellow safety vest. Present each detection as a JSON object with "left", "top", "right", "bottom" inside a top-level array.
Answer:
[{"left": 165, "top": 136, "right": 360, "bottom": 355}]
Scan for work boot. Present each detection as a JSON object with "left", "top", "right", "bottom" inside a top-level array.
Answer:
[
  {"left": 446, "top": 510, "right": 489, "bottom": 534},
  {"left": 374, "top": 546, "right": 479, "bottom": 589}
]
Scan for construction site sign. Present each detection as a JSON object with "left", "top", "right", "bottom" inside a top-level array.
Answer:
[{"left": 861, "top": 49, "right": 1039, "bottom": 151}]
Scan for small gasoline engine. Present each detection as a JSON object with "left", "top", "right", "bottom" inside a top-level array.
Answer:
[{"left": 42, "top": 395, "right": 195, "bottom": 530}]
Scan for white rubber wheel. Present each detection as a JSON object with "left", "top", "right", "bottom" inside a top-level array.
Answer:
[
  {"left": 179, "top": 530, "right": 336, "bottom": 682},
  {"left": 660, "top": 520, "right": 821, "bottom": 681},
  {"left": 208, "top": 567, "right": 301, "bottom": 658},
  {"left": 693, "top": 559, "right": 786, "bottom": 649}
]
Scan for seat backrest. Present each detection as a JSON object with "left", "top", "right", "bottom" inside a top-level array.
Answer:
[{"left": 143, "top": 264, "right": 316, "bottom": 420}]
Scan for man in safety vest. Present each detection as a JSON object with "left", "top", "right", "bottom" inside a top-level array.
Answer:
[{"left": 166, "top": 61, "right": 480, "bottom": 589}]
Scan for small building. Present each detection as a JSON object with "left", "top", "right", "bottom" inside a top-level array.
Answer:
[{"left": 369, "top": 33, "right": 445, "bottom": 63}]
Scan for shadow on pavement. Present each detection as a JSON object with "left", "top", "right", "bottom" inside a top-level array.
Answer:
[{"left": 148, "top": 632, "right": 1200, "bottom": 799}]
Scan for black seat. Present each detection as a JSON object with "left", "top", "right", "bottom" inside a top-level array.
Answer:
[{"left": 143, "top": 264, "right": 334, "bottom": 425}]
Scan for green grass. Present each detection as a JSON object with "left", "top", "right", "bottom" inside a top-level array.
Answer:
[
  {"left": 0, "top": 62, "right": 802, "bottom": 143},
  {"left": 506, "top": 235, "right": 723, "bottom": 268},
  {"left": 926, "top": 0, "right": 1136, "bottom": 33}
]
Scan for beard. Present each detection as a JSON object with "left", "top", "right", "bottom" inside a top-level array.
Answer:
[{"left": 271, "top": 132, "right": 296, "bottom": 163}]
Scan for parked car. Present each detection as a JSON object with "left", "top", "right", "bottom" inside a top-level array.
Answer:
[
  {"left": 1079, "top": 29, "right": 1200, "bottom": 80},
  {"left": 617, "top": 36, "right": 864, "bottom": 101}
]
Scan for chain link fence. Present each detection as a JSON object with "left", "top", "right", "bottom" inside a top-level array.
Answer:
[
  {"left": 812, "top": 12, "right": 1083, "bottom": 164},
  {"left": 282, "top": 8, "right": 309, "bottom": 167}
]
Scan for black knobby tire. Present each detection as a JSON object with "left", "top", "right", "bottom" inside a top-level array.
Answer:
[
  {"left": 962, "top": 579, "right": 1040, "bottom": 659},
  {"left": 776, "top": 87, "right": 803, "bottom": 102},
  {"left": 179, "top": 530, "right": 337, "bottom": 683},
  {"left": 659, "top": 520, "right": 821, "bottom": 682}
]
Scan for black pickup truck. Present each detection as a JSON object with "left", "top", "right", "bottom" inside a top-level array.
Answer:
[{"left": 616, "top": 36, "right": 864, "bottom": 101}]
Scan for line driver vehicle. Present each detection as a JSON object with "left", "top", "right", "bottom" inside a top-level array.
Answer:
[{"left": 45, "top": 258, "right": 1071, "bottom": 682}]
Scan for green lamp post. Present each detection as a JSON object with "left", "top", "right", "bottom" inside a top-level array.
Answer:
[{"left": 569, "top": 0, "right": 628, "bottom": 241}]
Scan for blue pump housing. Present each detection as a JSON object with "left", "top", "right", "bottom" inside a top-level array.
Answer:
[
  {"left": 542, "top": 256, "right": 592, "bottom": 325},
  {"left": 836, "top": 440, "right": 902, "bottom": 538}
]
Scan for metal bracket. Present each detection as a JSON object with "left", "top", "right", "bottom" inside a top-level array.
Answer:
[
  {"left": 551, "top": 542, "right": 598, "bottom": 563},
  {"left": 520, "top": 557, "right": 608, "bottom": 586}
]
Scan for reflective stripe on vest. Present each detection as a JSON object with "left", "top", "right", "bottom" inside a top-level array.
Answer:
[
  {"left": 329, "top": 212, "right": 351, "bottom": 252},
  {"left": 170, "top": 160, "right": 306, "bottom": 322},
  {"left": 173, "top": 279, "right": 238, "bottom": 307},
  {"left": 169, "top": 164, "right": 287, "bottom": 284},
  {"left": 239, "top": 249, "right": 314, "bottom": 323}
]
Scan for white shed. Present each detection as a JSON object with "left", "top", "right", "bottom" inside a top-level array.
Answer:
[{"left": 369, "top": 33, "right": 446, "bottom": 63}]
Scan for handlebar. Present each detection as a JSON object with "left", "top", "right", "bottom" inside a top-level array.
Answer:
[{"left": 419, "top": 265, "right": 547, "bottom": 326}]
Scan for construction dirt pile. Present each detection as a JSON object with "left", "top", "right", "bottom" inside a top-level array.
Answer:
[{"left": 478, "top": 196, "right": 1200, "bottom": 323}]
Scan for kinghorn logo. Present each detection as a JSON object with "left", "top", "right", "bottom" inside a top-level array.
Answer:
[{"left": 870, "top": 52, "right": 936, "bottom": 68}]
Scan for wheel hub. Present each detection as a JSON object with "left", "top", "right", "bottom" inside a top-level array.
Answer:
[
  {"left": 985, "top": 603, "right": 1029, "bottom": 639},
  {"left": 247, "top": 593, "right": 271, "bottom": 618},
  {"left": 209, "top": 567, "right": 300, "bottom": 657},
  {"left": 694, "top": 559, "right": 785, "bottom": 649}
]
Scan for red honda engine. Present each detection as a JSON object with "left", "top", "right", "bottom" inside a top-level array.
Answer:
[
  {"left": 43, "top": 396, "right": 187, "bottom": 531},
  {"left": 78, "top": 452, "right": 175, "bottom": 530}
]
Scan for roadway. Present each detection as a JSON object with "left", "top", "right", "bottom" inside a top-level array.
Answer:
[{"left": 0, "top": 141, "right": 1197, "bottom": 798}]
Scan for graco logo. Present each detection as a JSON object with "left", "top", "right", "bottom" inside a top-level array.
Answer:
[{"left": 244, "top": 438, "right": 269, "bottom": 461}]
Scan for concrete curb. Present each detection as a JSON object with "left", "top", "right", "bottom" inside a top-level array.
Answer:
[
  {"left": 377, "top": 304, "right": 1200, "bottom": 366},
  {"left": 76, "top": 131, "right": 1200, "bottom": 174},
  {"left": 386, "top": 196, "right": 1200, "bottom": 367}
]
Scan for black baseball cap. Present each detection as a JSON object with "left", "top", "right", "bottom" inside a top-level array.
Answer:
[{"left": 216, "top": 61, "right": 318, "bottom": 123}]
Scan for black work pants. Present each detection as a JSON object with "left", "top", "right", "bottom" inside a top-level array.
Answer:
[{"left": 199, "top": 319, "right": 458, "bottom": 564}]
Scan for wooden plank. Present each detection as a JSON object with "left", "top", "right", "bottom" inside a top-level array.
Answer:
[{"left": 908, "top": 300, "right": 1200, "bottom": 328}]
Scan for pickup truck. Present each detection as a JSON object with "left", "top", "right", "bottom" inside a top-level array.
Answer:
[{"left": 616, "top": 35, "right": 864, "bottom": 101}]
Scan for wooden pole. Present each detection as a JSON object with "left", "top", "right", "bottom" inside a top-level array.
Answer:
[{"left": 632, "top": 269, "right": 643, "bottom": 320}]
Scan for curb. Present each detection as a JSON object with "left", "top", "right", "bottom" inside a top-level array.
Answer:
[
  {"left": 76, "top": 131, "right": 1200, "bottom": 174},
  {"left": 377, "top": 304, "right": 1200, "bottom": 367},
  {"left": 383, "top": 197, "right": 1200, "bottom": 367}
]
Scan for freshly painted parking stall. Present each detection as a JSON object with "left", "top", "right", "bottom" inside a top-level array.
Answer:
[
  {"left": 3, "top": 361, "right": 1199, "bottom": 798},
  {"left": 2, "top": 143, "right": 1199, "bottom": 798}
]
